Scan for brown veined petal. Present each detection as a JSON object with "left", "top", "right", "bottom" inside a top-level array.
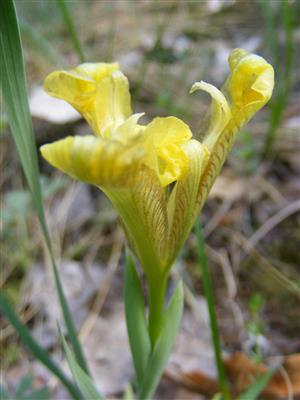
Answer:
[
  {"left": 40, "top": 135, "right": 143, "bottom": 188},
  {"left": 104, "top": 166, "right": 168, "bottom": 279},
  {"left": 165, "top": 139, "right": 210, "bottom": 268}
]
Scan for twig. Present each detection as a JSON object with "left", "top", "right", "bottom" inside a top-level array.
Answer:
[
  {"left": 203, "top": 199, "right": 233, "bottom": 238},
  {"left": 245, "top": 200, "right": 300, "bottom": 254},
  {"left": 225, "top": 228, "right": 299, "bottom": 295}
]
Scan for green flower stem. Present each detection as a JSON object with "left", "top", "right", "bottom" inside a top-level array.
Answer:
[
  {"left": 148, "top": 274, "right": 168, "bottom": 349},
  {"left": 195, "top": 219, "right": 231, "bottom": 400}
]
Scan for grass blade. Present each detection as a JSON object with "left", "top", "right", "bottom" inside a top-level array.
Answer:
[
  {"left": 0, "top": 293, "right": 80, "bottom": 400},
  {"left": 238, "top": 369, "right": 275, "bottom": 400},
  {"left": 260, "top": 0, "right": 295, "bottom": 158},
  {"left": 194, "top": 219, "right": 231, "bottom": 400},
  {"left": 56, "top": 0, "right": 85, "bottom": 63},
  {"left": 138, "top": 281, "right": 184, "bottom": 400},
  {"left": 60, "top": 331, "right": 103, "bottom": 400},
  {"left": 124, "top": 250, "right": 151, "bottom": 387},
  {"left": 0, "top": 0, "right": 89, "bottom": 376},
  {"left": 20, "top": 18, "right": 64, "bottom": 65}
]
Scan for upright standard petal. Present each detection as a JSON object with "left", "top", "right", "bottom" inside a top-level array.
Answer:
[
  {"left": 191, "top": 48, "right": 274, "bottom": 210},
  {"left": 165, "top": 140, "right": 210, "bottom": 267},
  {"left": 44, "top": 63, "right": 118, "bottom": 105},
  {"left": 225, "top": 48, "right": 274, "bottom": 120},
  {"left": 190, "top": 81, "right": 231, "bottom": 152},
  {"left": 44, "top": 63, "right": 132, "bottom": 137}
]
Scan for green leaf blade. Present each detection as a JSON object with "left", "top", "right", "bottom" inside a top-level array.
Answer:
[
  {"left": 0, "top": 293, "right": 80, "bottom": 400},
  {"left": 0, "top": 0, "right": 89, "bottom": 377},
  {"left": 138, "top": 280, "right": 184, "bottom": 400},
  {"left": 56, "top": 0, "right": 85, "bottom": 63},
  {"left": 124, "top": 251, "right": 151, "bottom": 387},
  {"left": 238, "top": 369, "right": 275, "bottom": 400},
  {"left": 60, "top": 332, "right": 103, "bottom": 400},
  {"left": 194, "top": 220, "right": 230, "bottom": 400}
]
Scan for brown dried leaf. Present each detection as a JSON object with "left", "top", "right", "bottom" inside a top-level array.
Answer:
[
  {"left": 208, "top": 174, "right": 261, "bottom": 202},
  {"left": 167, "top": 351, "right": 300, "bottom": 399}
]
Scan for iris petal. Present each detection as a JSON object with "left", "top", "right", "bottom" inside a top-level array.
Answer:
[
  {"left": 44, "top": 63, "right": 131, "bottom": 137},
  {"left": 40, "top": 135, "right": 143, "bottom": 188},
  {"left": 143, "top": 117, "right": 192, "bottom": 187},
  {"left": 166, "top": 139, "right": 210, "bottom": 266},
  {"left": 41, "top": 49, "right": 274, "bottom": 274},
  {"left": 191, "top": 48, "right": 274, "bottom": 212}
]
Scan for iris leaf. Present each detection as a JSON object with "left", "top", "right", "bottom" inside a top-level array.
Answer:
[
  {"left": 194, "top": 219, "right": 230, "bottom": 400},
  {"left": 60, "top": 331, "right": 103, "bottom": 400},
  {"left": 0, "top": 293, "right": 80, "bottom": 400},
  {"left": 138, "top": 280, "right": 184, "bottom": 399},
  {"left": 124, "top": 250, "right": 151, "bottom": 387},
  {"left": 56, "top": 0, "right": 85, "bottom": 62},
  {"left": 0, "top": 0, "right": 89, "bottom": 376},
  {"left": 238, "top": 369, "right": 275, "bottom": 400}
]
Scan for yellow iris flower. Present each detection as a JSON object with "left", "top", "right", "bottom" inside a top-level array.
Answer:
[{"left": 41, "top": 49, "right": 274, "bottom": 282}]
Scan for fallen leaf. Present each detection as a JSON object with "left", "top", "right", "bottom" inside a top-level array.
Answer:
[
  {"left": 167, "top": 351, "right": 300, "bottom": 399},
  {"left": 209, "top": 174, "right": 260, "bottom": 202}
]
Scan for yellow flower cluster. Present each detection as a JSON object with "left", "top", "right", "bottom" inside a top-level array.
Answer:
[{"left": 41, "top": 49, "right": 274, "bottom": 279}]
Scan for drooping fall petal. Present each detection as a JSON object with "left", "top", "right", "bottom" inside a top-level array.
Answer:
[{"left": 40, "top": 135, "right": 143, "bottom": 188}]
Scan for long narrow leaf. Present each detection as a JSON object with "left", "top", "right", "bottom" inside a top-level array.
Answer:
[
  {"left": 56, "top": 0, "right": 85, "bottom": 62},
  {"left": 138, "top": 280, "right": 184, "bottom": 399},
  {"left": 60, "top": 332, "right": 103, "bottom": 400},
  {"left": 238, "top": 369, "right": 275, "bottom": 400},
  {"left": 195, "top": 219, "right": 231, "bottom": 400},
  {"left": 0, "top": 0, "right": 89, "bottom": 375},
  {"left": 0, "top": 293, "right": 80, "bottom": 400},
  {"left": 124, "top": 251, "right": 151, "bottom": 387},
  {"left": 20, "top": 19, "right": 64, "bottom": 65}
]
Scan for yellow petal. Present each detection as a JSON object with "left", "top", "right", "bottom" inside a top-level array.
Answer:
[
  {"left": 44, "top": 64, "right": 132, "bottom": 137},
  {"left": 40, "top": 135, "right": 143, "bottom": 188},
  {"left": 105, "top": 167, "right": 168, "bottom": 279},
  {"left": 44, "top": 63, "right": 118, "bottom": 104},
  {"left": 93, "top": 71, "right": 132, "bottom": 137},
  {"left": 224, "top": 48, "right": 274, "bottom": 123},
  {"left": 143, "top": 116, "right": 192, "bottom": 187},
  {"left": 165, "top": 139, "right": 210, "bottom": 266},
  {"left": 190, "top": 81, "right": 231, "bottom": 152},
  {"left": 111, "top": 113, "right": 145, "bottom": 143},
  {"left": 191, "top": 49, "right": 274, "bottom": 210}
]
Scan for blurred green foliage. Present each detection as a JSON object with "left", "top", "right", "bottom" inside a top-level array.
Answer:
[
  {"left": 1, "top": 175, "right": 67, "bottom": 301},
  {"left": 0, "top": 374, "right": 51, "bottom": 400},
  {"left": 259, "top": 0, "right": 297, "bottom": 158},
  {"left": 246, "top": 293, "right": 266, "bottom": 363}
]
